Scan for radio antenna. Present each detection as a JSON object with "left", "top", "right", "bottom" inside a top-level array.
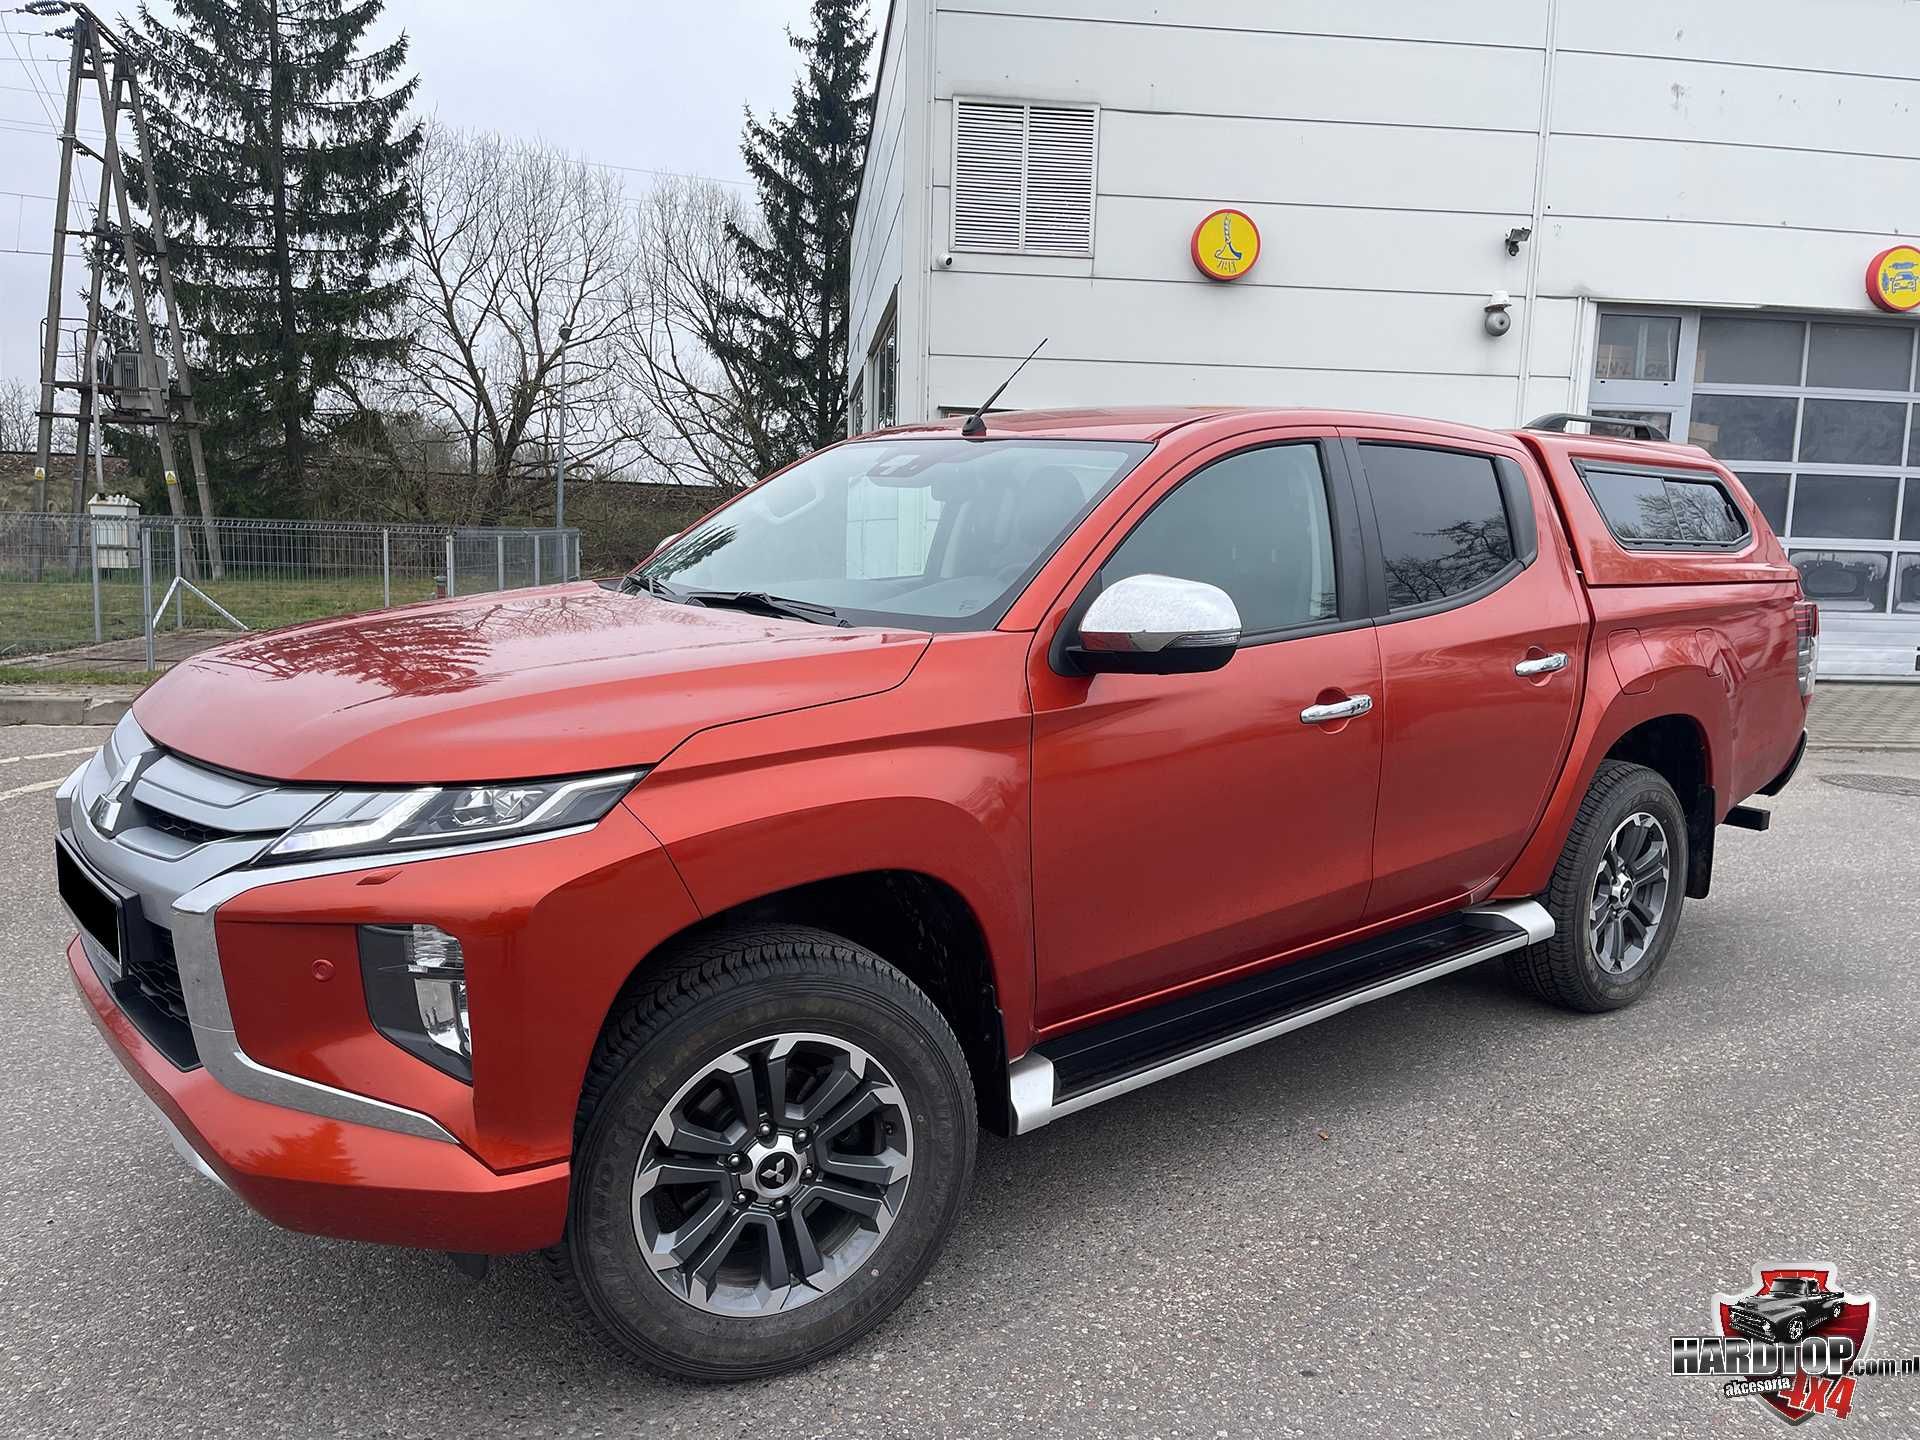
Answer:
[{"left": 960, "top": 338, "right": 1047, "bottom": 437}]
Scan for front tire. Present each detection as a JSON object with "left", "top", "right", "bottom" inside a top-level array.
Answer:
[
  {"left": 547, "top": 925, "right": 977, "bottom": 1380},
  {"left": 1507, "top": 760, "right": 1688, "bottom": 1012}
]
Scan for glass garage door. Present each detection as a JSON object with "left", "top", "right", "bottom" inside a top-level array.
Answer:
[{"left": 1592, "top": 309, "right": 1920, "bottom": 645}]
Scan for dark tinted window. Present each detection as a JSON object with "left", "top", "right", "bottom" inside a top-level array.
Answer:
[
  {"left": 1584, "top": 466, "right": 1748, "bottom": 546},
  {"left": 1688, "top": 394, "right": 1795, "bottom": 461},
  {"left": 1791, "top": 474, "right": 1897, "bottom": 539},
  {"left": 1360, "top": 444, "right": 1515, "bottom": 611},
  {"left": 1102, "top": 444, "right": 1336, "bottom": 634},
  {"left": 1736, "top": 472, "right": 1788, "bottom": 533}
]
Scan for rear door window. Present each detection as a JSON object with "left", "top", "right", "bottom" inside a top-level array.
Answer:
[
  {"left": 1357, "top": 443, "right": 1517, "bottom": 611},
  {"left": 1579, "top": 464, "right": 1750, "bottom": 548}
]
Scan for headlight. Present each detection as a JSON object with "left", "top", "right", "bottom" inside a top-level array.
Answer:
[
  {"left": 359, "top": 924, "right": 472, "bottom": 1081},
  {"left": 263, "top": 770, "right": 642, "bottom": 863}
]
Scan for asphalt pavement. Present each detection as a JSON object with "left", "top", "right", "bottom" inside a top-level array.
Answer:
[{"left": 2, "top": 724, "right": 1918, "bottom": 1438}]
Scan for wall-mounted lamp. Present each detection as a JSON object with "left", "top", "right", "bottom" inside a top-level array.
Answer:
[{"left": 1504, "top": 226, "right": 1533, "bottom": 257}]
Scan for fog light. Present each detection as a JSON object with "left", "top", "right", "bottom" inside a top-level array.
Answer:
[{"left": 358, "top": 924, "right": 472, "bottom": 1082}]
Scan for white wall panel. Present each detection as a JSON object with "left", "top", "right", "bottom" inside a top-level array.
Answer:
[
  {"left": 926, "top": 352, "right": 1529, "bottom": 426},
  {"left": 1536, "top": 217, "right": 1904, "bottom": 312},
  {"left": 1096, "top": 109, "right": 1539, "bottom": 214},
  {"left": 1542, "top": 133, "right": 1920, "bottom": 236},
  {"left": 1521, "top": 374, "right": 1578, "bottom": 425},
  {"left": 1557, "top": 0, "right": 1920, "bottom": 76},
  {"left": 1089, "top": 194, "right": 1529, "bottom": 293},
  {"left": 1552, "top": 50, "right": 1920, "bottom": 157},
  {"left": 935, "top": 0, "right": 1548, "bottom": 50},
  {"left": 935, "top": 9, "right": 1542, "bottom": 132},
  {"left": 928, "top": 272, "right": 1538, "bottom": 377}
]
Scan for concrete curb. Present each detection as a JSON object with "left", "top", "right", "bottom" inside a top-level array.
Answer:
[{"left": 0, "top": 691, "right": 139, "bottom": 726}]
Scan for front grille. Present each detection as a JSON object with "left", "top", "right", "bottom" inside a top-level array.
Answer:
[
  {"left": 1728, "top": 1310, "right": 1773, "bottom": 1339},
  {"left": 140, "top": 807, "right": 225, "bottom": 847},
  {"left": 124, "top": 927, "right": 190, "bottom": 1029}
]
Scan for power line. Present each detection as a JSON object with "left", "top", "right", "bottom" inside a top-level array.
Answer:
[
  {"left": 1, "top": 18, "right": 61, "bottom": 130},
  {"left": 1, "top": 27, "right": 100, "bottom": 240}
]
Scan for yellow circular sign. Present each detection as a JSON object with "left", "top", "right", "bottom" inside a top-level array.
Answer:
[
  {"left": 1191, "top": 208, "right": 1260, "bottom": 282},
  {"left": 1866, "top": 244, "right": 1920, "bottom": 312}
]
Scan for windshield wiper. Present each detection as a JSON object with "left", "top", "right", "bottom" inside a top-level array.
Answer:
[
  {"left": 620, "top": 570, "right": 673, "bottom": 598},
  {"left": 677, "top": 588, "right": 845, "bottom": 626}
]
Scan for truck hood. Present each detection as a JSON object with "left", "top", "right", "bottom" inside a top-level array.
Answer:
[
  {"left": 133, "top": 583, "right": 931, "bottom": 784},
  {"left": 1733, "top": 1298, "right": 1807, "bottom": 1322}
]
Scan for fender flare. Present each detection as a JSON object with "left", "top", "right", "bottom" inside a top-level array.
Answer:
[{"left": 1496, "top": 657, "right": 1730, "bottom": 900}]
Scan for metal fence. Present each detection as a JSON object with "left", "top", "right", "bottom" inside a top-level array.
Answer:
[{"left": 1, "top": 512, "right": 583, "bottom": 665}]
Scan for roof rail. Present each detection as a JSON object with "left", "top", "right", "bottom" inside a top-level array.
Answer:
[{"left": 1523, "top": 412, "right": 1668, "bottom": 442}]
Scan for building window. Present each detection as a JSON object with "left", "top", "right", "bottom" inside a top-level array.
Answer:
[
  {"left": 847, "top": 374, "right": 865, "bottom": 437},
  {"left": 1593, "top": 307, "right": 1920, "bottom": 623},
  {"left": 868, "top": 313, "right": 897, "bottom": 430},
  {"left": 1595, "top": 313, "right": 1678, "bottom": 381},
  {"left": 951, "top": 99, "right": 1097, "bottom": 256}
]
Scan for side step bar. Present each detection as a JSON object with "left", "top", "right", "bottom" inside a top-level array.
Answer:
[{"left": 1007, "top": 899, "right": 1554, "bottom": 1134}]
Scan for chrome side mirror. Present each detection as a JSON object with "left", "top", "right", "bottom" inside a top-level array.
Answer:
[{"left": 1069, "top": 572, "right": 1242, "bottom": 675}]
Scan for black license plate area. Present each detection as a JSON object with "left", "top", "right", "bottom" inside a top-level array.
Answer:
[{"left": 56, "top": 836, "right": 126, "bottom": 965}]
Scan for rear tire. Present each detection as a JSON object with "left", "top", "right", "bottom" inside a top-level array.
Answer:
[
  {"left": 547, "top": 924, "right": 977, "bottom": 1381},
  {"left": 1506, "top": 760, "right": 1687, "bottom": 1013}
]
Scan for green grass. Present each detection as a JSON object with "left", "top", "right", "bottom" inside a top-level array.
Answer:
[
  {"left": 0, "top": 573, "right": 439, "bottom": 658},
  {"left": 0, "top": 665, "right": 158, "bottom": 686}
]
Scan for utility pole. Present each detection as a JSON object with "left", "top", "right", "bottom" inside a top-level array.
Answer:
[
  {"left": 26, "top": 0, "right": 225, "bottom": 579},
  {"left": 554, "top": 322, "right": 572, "bottom": 542}
]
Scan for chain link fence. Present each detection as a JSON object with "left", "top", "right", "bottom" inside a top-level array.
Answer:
[{"left": 1, "top": 512, "right": 583, "bottom": 665}]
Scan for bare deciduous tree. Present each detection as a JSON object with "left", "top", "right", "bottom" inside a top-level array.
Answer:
[
  {"left": 618, "top": 178, "right": 783, "bottom": 493},
  {"left": 0, "top": 378, "right": 39, "bottom": 453},
  {"left": 389, "top": 125, "right": 656, "bottom": 523}
]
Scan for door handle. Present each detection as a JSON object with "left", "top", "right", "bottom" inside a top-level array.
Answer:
[
  {"left": 1300, "top": 693, "right": 1373, "bottom": 724},
  {"left": 1514, "top": 652, "right": 1569, "bottom": 677}
]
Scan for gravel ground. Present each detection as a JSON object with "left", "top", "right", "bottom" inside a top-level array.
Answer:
[{"left": 2, "top": 725, "right": 1917, "bottom": 1438}]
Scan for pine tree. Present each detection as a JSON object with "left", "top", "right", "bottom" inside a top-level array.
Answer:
[
  {"left": 128, "top": 0, "right": 420, "bottom": 510},
  {"left": 715, "top": 0, "right": 873, "bottom": 470}
]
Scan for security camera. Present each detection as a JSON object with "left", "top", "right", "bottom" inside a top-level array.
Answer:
[{"left": 1484, "top": 290, "right": 1513, "bottom": 338}]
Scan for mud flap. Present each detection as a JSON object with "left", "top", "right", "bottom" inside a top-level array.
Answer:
[{"left": 1686, "top": 783, "right": 1716, "bottom": 900}]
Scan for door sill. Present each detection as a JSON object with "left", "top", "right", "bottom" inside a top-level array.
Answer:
[{"left": 1007, "top": 899, "right": 1553, "bottom": 1134}]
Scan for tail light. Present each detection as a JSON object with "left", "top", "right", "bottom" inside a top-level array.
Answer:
[{"left": 1793, "top": 600, "right": 1819, "bottom": 697}]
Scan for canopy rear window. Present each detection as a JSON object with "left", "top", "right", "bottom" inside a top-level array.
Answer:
[{"left": 1575, "top": 461, "right": 1751, "bottom": 549}]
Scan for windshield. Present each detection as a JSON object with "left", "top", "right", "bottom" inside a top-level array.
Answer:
[
  {"left": 627, "top": 438, "right": 1151, "bottom": 629},
  {"left": 1767, "top": 1279, "right": 1815, "bottom": 1297}
]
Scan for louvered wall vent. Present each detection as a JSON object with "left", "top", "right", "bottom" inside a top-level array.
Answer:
[{"left": 952, "top": 100, "right": 1097, "bottom": 256}]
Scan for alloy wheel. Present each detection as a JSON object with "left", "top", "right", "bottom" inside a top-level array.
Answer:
[
  {"left": 1588, "top": 811, "right": 1671, "bottom": 975},
  {"left": 631, "top": 1032, "right": 914, "bottom": 1316}
]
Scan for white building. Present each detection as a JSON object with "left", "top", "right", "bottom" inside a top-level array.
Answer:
[{"left": 847, "top": 0, "right": 1920, "bottom": 677}]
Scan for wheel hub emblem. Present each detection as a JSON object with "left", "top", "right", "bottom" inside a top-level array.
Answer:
[{"left": 741, "top": 1133, "right": 804, "bottom": 1200}]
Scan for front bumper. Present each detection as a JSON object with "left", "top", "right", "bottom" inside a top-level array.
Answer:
[
  {"left": 70, "top": 933, "right": 569, "bottom": 1252},
  {"left": 54, "top": 713, "right": 704, "bottom": 1255}
]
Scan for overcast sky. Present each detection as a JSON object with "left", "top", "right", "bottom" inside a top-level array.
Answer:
[{"left": 0, "top": 0, "right": 819, "bottom": 384}]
